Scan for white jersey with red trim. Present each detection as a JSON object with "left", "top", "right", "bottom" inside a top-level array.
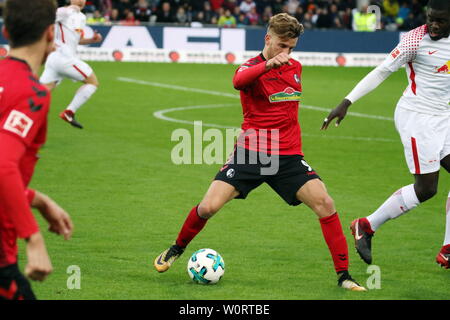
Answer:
[
  {"left": 380, "top": 25, "right": 450, "bottom": 115},
  {"left": 54, "top": 5, "right": 86, "bottom": 57}
]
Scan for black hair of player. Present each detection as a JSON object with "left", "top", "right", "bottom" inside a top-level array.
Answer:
[{"left": 4, "top": 0, "right": 56, "bottom": 48}]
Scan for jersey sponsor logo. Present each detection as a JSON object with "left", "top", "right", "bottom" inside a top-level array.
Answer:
[
  {"left": 428, "top": 50, "right": 438, "bottom": 55},
  {"left": 3, "top": 110, "right": 34, "bottom": 138},
  {"left": 294, "top": 74, "right": 300, "bottom": 84},
  {"left": 390, "top": 48, "right": 401, "bottom": 59},
  {"left": 269, "top": 87, "right": 301, "bottom": 103},
  {"left": 435, "top": 61, "right": 450, "bottom": 74}
]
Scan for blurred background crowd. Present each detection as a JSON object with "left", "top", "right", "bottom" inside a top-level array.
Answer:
[{"left": 0, "top": 0, "right": 431, "bottom": 31}]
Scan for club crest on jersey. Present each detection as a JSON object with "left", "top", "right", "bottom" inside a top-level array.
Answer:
[
  {"left": 269, "top": 87, "right": 301, "bottom": 103},
  {"left": 226, "top": 168, "right": 235, "bottom": 178},
  {"left": 3, "top": 110, "right": 34, "bottom": 138},
  {"left": 434, "top": 61, "right": 450, "bottom": 74}
]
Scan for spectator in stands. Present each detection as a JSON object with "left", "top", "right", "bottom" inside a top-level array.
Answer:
[
  {"left": 121, "top": 10, "right": 140, "bottom": 25},
  {"left": 302, "top": 11, "right": 314, "bottom": 29},
  {"left": 352, "top": 5, "right": 376, "bottom": 31},
  {"left": 176, "top": 6, "right": 189, "bottom": 25},
  {"left": 157, "top": 1, "right": 175, "bottom": 22},
  {"left": 223, "top": 0, "right": 237, "bottom": 12},
  {"left": 114, "top": 0, "right": 134, "bottom": 19},
  {"left": 383, "top": 0, "right": 400, "bottom": 24},
  {"left": 329, "top": 3, "right": 343, "bottom": 29},
  {"left": 315, "top": 6, "right": 333, "bottom": 29},
  {"left": 135, "top": 0, "right": 152, "bottom": 22},
  {"left": 286, "top": 0, "right": 300, "bottom": 15},
  {"left": 100, "top": 0, "right": 113, "bottom": 18},
  {"left": 202, "top": 1, "right": 217, "bottom": 24},
  {"left": 239, "top": 0, "right": 256, "bottom": 14},
  {"left": 109, "top": 8, "right": 121, "bottom": 23},
  {"left": 209, "top": 0, "right": 224, "bottom": 12},
  {"left": 218, "top": 8, "right": 236, "bottom": 27},
  {"left": 85, "top": 0, "right": 100, "bottom": 13},
  {"left": 261, "top": 5, "right": 273, "bottom": 25},
  {"left": 272, "top": 0, "right": 285, "bottom": 14},
  {"left": 245, "top": 6, "right": 260, "bottom": 25},
  {"left": 236, "top": 12, "right": 248, "bottom": 27},
  {"left": 87, "top": 9, "right": 107, "bottom": 24},
  {"left": 293, "top": 5, "right": 304, "bottom": 23}
]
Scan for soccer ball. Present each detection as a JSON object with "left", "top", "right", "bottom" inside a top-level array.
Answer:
[{"left": 187, "top": 248, "right": 225, "bottom": 284}]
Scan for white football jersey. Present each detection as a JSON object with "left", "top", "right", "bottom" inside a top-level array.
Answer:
[
  {"left": 381, "top": 25, "right": 450, "bottom": 115},
  {"left": 54, "top": 5, "right": 86, "bottom": 57}
]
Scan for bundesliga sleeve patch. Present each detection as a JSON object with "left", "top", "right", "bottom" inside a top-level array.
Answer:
[
  {"left": 391, "top": 48, "right": 401, "bottom": 59},
  {"left": 3, "top": 110, "right": 34, "bottom": 138}
]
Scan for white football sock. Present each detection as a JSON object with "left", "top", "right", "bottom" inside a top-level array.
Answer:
[
  {"left": 444, "top": 191, "right": 450, "bottom": 246},
  {"left": 67, "top": 84, "right": 97, "bottom": 113},
  {"left": 367, "top": 184, "right": 420, "bottom": 231}
]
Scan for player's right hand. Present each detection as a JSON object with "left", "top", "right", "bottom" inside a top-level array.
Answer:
[
  {"left": 321, "top": 98, "right": 352, "bottom": 130},
  {"left": 25, "top": 232, "right": 53, "bottom": 282},
  {"left": 266, "top": 52, "right": 292, "bottom": 70}
]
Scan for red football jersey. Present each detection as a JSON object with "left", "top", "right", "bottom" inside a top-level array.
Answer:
[
  {"left": 233, "top": 53, "right": 303, "bottom": 155},
  {"left": 0, "top": 57, "right": 50, "bottom": 267}
]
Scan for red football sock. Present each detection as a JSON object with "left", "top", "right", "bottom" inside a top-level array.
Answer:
[
  {"left": 319, "top": 212, "right": 349, "bottom": 273},
  {"left": 176, "top": 205, "right": 208, "bottom": 248}
]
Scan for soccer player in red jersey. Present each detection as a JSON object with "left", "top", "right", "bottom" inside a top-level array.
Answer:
[
  {"left": 154, "top": 13, "right": 366, "bottom": 291},
  {"left": 0, "top": 0, "right": 73, "bottom": 300}
]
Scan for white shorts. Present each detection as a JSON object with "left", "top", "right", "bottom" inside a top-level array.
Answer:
[
  {"left": 394, "top": 106, "right": 450, "bottom": 174},
  {"left": 40, "top": 51, "right": 93, "bottom": 84}
]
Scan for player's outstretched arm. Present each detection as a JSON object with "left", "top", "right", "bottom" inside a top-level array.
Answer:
[
  {"left": 321, "top": 98, "right": 352, "bottom": 130},
  {"left": 321, "top": 64, "right": 392, "bottom": 130},
  {"left": 79, "top": 31, "right": 102, "bottom": 45},
  {"left": 31, "top": 190, "right": 73, "bottom": 240}
]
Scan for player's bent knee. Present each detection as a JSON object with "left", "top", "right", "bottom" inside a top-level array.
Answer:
[
  {"left": 311, "top": 196, "right": 335, "bottom": 217},
  {"left": 198, "top": 201, "right": 221, "bottom": 219},
  {"left": 414, "top": 183, "right": 438, "bottom": 202}
]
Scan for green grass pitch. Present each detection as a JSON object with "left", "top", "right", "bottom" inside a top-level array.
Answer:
[{"left": 20, "top": 62, "right": 449, "bottom": 300}]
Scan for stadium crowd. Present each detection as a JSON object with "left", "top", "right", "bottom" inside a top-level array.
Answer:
[{"left": 0, "top": 0, "right": 429, "bottom": 31}]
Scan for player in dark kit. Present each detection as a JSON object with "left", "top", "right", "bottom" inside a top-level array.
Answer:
[
  {"left": 0, "top": 0, "right": 73, "bottom": 300},
  {"left": 154, "top": 13, "right": 365, "bottom": 291}
]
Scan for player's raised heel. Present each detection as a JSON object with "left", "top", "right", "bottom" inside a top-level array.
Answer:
[
  {"left": 350, "top": 218, "right": 374, "bottom": 265},
  {"left": 154, "top": 243, "right": 185, "bottom": 273},
  {"left": 338, "top": 271, "right": 367, "bottom": 292},
  {"left": 59, "top": 110, "right": 83, "bottom": 129}
]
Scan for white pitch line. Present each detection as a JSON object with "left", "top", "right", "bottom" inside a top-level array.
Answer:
[
  {"left": 153, "top": 104, "right": 397, "bottom": 143},
  {"left": 117, "top": 76, "right": 394, "bottom": 122}
]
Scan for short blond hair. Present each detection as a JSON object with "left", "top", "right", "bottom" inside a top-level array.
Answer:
[{"left": 268, "top": 13, "right": 304, "bottom": 39}]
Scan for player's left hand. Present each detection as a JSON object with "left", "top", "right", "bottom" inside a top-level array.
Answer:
[
  {"left": 32, "top": 191, "right": 73, "bottom": 240},
  {"left": 321, "top": 98, "right": 352, "bottom": 130},
  {"left": 92, "top": 31, "right": 103, "bottom": 43}
]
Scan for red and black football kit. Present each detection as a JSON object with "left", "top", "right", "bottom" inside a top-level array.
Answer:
[
  {"left": 0, "top": 57, "right": 50, "bottom": 300},
  {"left": 176, "top": 54, "right": 350, "bottom": 275},
  {"left": 215, "top": 53, "right": 319, "bottom": 206}
]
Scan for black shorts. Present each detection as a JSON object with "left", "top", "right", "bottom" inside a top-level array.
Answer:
[
  {"left": 215, "top": 147, "right": 320, "bottom": 206},
  {"left": 0, "top": 264, "right": 36, "bottom": 300}
]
